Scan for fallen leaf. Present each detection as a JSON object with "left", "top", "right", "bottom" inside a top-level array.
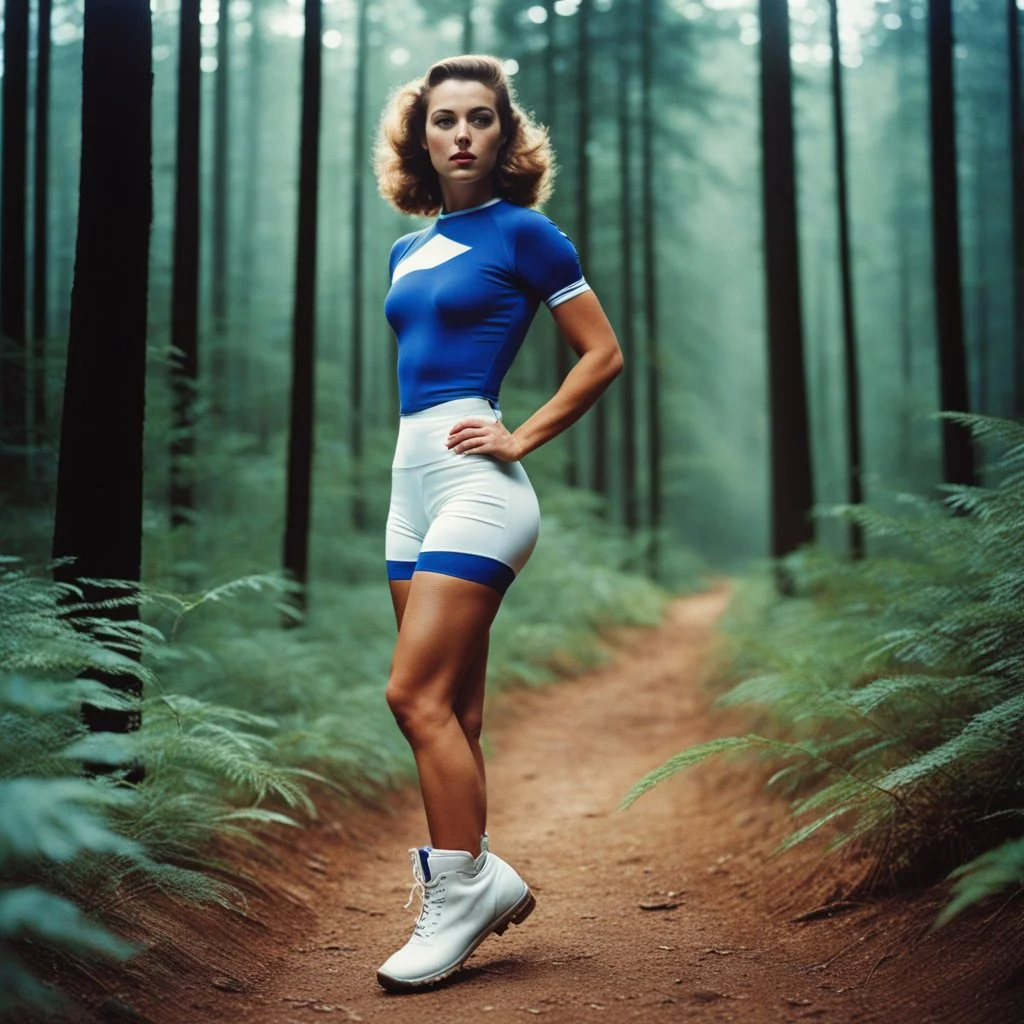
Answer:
[
  {"left": 211, "top": 977, "right": 245, "bottom": 993},
  {"left": 640, "top": 899, "right": 683, "bottom": 910}
]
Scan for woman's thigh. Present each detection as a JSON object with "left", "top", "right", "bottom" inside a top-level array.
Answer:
[{"left": 388, "top": 571, "right": 501, "bottom": 711}]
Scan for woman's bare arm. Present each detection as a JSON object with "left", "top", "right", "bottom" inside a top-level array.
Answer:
[{"left": 446, "top": 290, "right": 624, "bottom": 461}]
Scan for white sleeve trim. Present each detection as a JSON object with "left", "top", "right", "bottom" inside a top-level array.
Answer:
[{"left": 545, "top": 277, "right": 591, "bottom": 309}]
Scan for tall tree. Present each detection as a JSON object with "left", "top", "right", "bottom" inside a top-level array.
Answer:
[
  {"left": 1010, "top": 0, "right": 1023, "bottom": 418},
  {"left": 240, "top": 0, "right": 267, "bottom": 449},
  {"left": 577, "top": 0, "right": 607, "bottom": 500},
  {"left": 927, "top": 0, "right": 974, "bottom": 485},
  {"left": 349, "top": 0, "right": 369, "bottom": 529},
  {"left": 0, "top": 0, "right": 29, "bottom": 481},
  {"left": 282, "top": 0, "right": 323, "bottom": 620},
  {"left": 758, "top": 0, "right": 814, "bottom": 575},
  {"left": 827, "top": 0, "right": 864, "bottom": 558},
  {"left": 52, "top": 0, "right": 153, "bottom": 782},
  {"left": 463, "top": 0, "right": 475, "bottom": 53},
  {"left": 640, "top": 0, "right": 661, "bottom": 574},
  {"left": 31, "top": 0, "right": 54, "bottom": 468},
  {"left": 170, "top": 0, "right": 202, "bottom": 529},
  {"left": 208, "top": 0, "right": 231, "bottom": 428},
  {"left": 617, "top": 0, "right": 638, "bottom": 532},
  {"left": 541, "top": 0, "right": 560, "bottom": 399},
  {"left": 895, "top": 5, "right": 917, "bottom": 475}
]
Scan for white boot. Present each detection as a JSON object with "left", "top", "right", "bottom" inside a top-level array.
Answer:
[{"left": 377, "top": 844, "right": 535, "bottom": 991}]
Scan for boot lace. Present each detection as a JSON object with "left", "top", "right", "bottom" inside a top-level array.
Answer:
[{"left": 402, "top": 848, "right": 447, "bottom": 939}]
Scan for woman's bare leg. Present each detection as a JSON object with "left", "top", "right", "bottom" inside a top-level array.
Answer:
[
  {"left": 454, "top": 632, "right": 489, "bottom": 834},
  {"left": 389, "top": 581, "right": 489, "bottom": 831},
  {"left": 386, "top": 572, "right": 500, "bottom": 856}
]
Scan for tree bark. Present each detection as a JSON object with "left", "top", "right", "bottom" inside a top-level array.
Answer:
[
  {"left": 282, "top": 0, "right": 323, "bottom": 621},
  {"left": 52, "top": 0, "right": 153, "bottom": 781},
  {"left": 827, "top": 0, "right": 864, "bottom": 558},
  {"left": 170, "top": 0, "right": 202, "bottom": 530},
  {"left": 1, "top": 0, "right": 29, "bottom": 481},
  {"left": 758, "top": 0, "right": 815, "bottom": 576},
  {"left": 1009, "top": 0, "right": 1023, "bottom": 418},
  {"left": 618, "top": 0, "right": 638, "bottom": 532},
  {"left": 641, "top": 0, "right": 661, "bottom": 575},
  {"left": 32, "top": 0, "right": 53, "bottom": 468},
  {"left": 240, "top": 0, "right": 266, "bottom": 448},
  {"left": 210, "top": 0, "right": 231, "bottom": 427},
  {"left": 927, "top": 0, "right": 974, "bottom": 485},
  {"left": 463, "top": 0, "right": 475, "bottom": 53},
  {"left": 577, "top": 1, "right": 606, "bottom": 501},
  {"left": 349, "top": 0, "right": 369, "bottom": 529}
]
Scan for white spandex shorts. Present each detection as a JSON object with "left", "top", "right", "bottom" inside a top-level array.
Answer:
[{"left": 385, "top": 397, "right": 541, "bottom": 594}]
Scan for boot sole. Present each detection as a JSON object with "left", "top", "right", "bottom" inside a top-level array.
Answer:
[{"left": 376, "top": 886, "right": 536, "bottom": 992}]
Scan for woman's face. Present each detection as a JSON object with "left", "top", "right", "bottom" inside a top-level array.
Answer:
[{"left": 421, "top": 79, "right": 507, "bottom": 196}]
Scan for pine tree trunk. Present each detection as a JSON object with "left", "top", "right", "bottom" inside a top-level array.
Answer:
[
  {"left": 927, "top": 0, "right": 974, "bottom": 485},
  {"left": 758, "top": 0, "right": 815, "bottom": 577},
  {"left": 463, "top": 0, "right": 474, "bottom": 53},
  {"left": 1, "top": 0, "right": 29, "bottom": 481},
  {"left": 974, "top": 120, "right": 990, "bottom": 411},
  {"left": 170, "top": 0, "right": 202, "bottom": 530},
  {"left": 210, "top": 0, "right": 231, "bottom": 426},
  {"left": 578, "top": 1, "right": 606, "bottom": 501},
  {"left": 349, "top": 0, "right": 368, "bottom": 529},
  {"left": 827, "top": 0, "right": 864, "bottom": 558},
  {"left": 640, "top": 0, "right": 661, "bottom": 576},
  {"left": 240, "top": 0, "right": 265, "bottom": 448},
  {"left": 542, "top": 0, "right": 560, "bottom": 399},
  {"left": 896, "top": 3, "right": 915, "bottom": 475},
  {"left": 618, "top": 0, "right": 638, "bottom": 533},
  {"left": 52, "top": 0, "right": 152, "bottom": 781},
  {"left": 282, "top": 0, "right": 322, "bottom": 621},
  {"left": 1009, "top": 0, "right": 1023, "bottom": 418},
  {"left": 32, "top": 0, "right": 53, "bottom": 471}
]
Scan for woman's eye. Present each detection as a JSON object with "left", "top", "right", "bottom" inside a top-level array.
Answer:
[{"left": 434, "top": 115, "right": 493, "bottom": 128}]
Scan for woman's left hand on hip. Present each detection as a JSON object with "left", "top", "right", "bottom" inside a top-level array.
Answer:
[{"left": 446, "top": 418, "right": 522, "bottom": 462}]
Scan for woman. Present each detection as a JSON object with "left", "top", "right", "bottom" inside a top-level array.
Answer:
[{"left": 372, "top": 54, "right": 623, "bottom": 991}]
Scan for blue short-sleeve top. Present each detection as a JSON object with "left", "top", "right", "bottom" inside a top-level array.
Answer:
[{"left": 383, "top": 196, "right": 591, "bottom": 415}]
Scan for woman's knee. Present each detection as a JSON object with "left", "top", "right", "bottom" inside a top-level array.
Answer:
[
  {"left": 385, "top": 675, "right": 452, "bottom": 740},
  {"left": 456, "top": 705, "right": 483, "bottom": 746}
]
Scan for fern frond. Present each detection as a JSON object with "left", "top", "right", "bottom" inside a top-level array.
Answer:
[
  {"left": 935, "top": 835, "right": 1024, "bottom": 926},
  {"left": 621, "top": 736, "right": 757, "bottom": 808},
  {"left": 875, "top": 693, "right": 1024, "bottom": 794},
  {"left": 0, "top": 778, "right": 143, "bottom": 866},
  {"left": 777, "top": 803, "right": 861, "bottom": 853}
]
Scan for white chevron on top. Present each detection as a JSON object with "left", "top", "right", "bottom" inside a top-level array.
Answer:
[{"left": 392, "top": 234, "right": 472, "bottom": 283}]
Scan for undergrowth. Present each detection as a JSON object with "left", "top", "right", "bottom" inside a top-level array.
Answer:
[
  {"left": 624, "top": 412, "right": 1024, "bottom": 928},
  {"left": 1, "top": 494, "right": 680, "bottom": 1020}
]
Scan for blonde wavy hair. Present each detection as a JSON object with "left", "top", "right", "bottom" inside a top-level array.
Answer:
[{"left": 374, "top": 54, "right": 556, "bottom": 217}]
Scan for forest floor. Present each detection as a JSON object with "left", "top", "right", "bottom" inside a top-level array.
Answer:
[{"left": 60, "top": 583, "right": 1023, "bottom": 1024}]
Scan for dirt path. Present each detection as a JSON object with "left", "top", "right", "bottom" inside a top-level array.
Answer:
[{"left": 76, "top": 587, "right": 1022, "bottom": 1023}]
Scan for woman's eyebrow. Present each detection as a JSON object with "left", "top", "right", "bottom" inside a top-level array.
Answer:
[{"left": 431, "top": 106, "right": 496, "bottom": 115}]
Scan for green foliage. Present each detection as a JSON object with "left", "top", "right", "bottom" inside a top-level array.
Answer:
[
  {"left": 938, "top": 836, "right": 1024, "bottom": 927},
  {"left": 1, "top": 482, "right": 680, "bottom": 1020},
  {"left": 625, "top": 412, "right": 1024, "bottom": 924}
]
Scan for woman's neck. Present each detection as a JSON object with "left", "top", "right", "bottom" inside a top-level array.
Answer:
[{"left": 439, "top": 183, "right": 497, "bottom": 215}]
